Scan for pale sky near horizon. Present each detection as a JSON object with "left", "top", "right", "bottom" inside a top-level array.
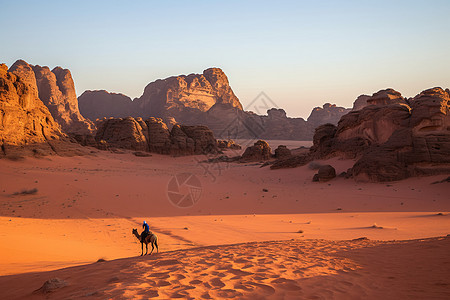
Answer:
[{"left": 1, "top": 0, "right": 449, "bottom": 118}]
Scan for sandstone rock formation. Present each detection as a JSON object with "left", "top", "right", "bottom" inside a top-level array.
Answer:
[
  {"left": 312, "top": 87, "right": 450, "bottom": 181},
  {"left": 0, "top": 63, "right": 62, "bottom": 145},
  {"left": 78, "top": 90, "right": 134, "bottom": 120},
  {"left": 95, "top": 117, "right": 218, "bottom": 156},
  {"left": 352, "top": 95, "right": 371, "bottom": 111},
  {"left": 77, "top": 68, "right": 350, "bottom": 140},
  {"left": 134, "top": 68, "right": 242, "bottom": 120},
  {"left": 9, "top": 60, "right": 95, "bottom": 137},
  {"left": 307, "top": 103, "right": 351, "bottom": 128},
  {"left": 274, "top": 145, "right": 291, "bottom": 159},
  {"left": 217, "top": 139, "right": 241, "bottom": 150},
  {"left": 240, "top": 140, "right": 272, "bottom": 162},
  {"left": 0, "top": 64, "right": 88, "bottom": 158}
]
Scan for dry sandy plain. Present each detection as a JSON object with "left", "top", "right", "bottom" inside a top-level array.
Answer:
[{"left": 0, "top": 140, "right": 449, "bottom": 299}]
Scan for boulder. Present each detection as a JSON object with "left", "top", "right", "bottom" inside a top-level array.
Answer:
[
  {"left": 314, "top": 165, "right": 336, "bottom": 182},
  {"left": 241, "top": 140, "right": 272, "bottom": 162},
  {"left": 274, "top": 145, "right": 291, "bottom": 159}
]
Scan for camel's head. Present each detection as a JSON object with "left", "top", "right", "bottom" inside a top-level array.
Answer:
[{"left": 132, "top": 228, "right": 138, "bottom": 235}]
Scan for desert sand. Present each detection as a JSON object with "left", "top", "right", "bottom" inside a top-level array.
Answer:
[{"left": 0, "top": 141, "right": 449, "bottom": 299}]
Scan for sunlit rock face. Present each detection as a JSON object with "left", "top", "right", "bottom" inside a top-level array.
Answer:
[
  {"left": 0, "top": 63, "right": 63, "bottom": 146},
  {"left": 9, "top": 60, "right": 95, "bottom": 136},
  {"left": 134, "top": 67, "right": 242, "bottom": 121}
]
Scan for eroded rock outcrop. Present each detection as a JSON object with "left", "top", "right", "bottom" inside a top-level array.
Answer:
[
  {"left": 0, "top": 64, "right": 88, "bottom": 158},
  {"left": 9, "top": 60, "right": 95, "bottom": 137},
  {"left": 134, "top": 68, "right": 242, "bottom": 120},
  {"left": 217, "top": 139, "right": 241, "bottom": 150},
  {"left": 312, "top": 87, "right": 450, "bottom": 181},
  {"left": 95, "top": 117, "right": 218, "bottom": 155},
  {"left": 307, "top": 103, "right": 351, "bottom": 128},
  {"left": 240, "top": 140, "right": 272, "bottom": 162},
  {"left": 274, "top": 145, "right": 291, "bottom": 159}
]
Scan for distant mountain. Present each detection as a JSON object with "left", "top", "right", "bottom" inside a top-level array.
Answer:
[{"left": 78, "top": 68, "right": 350, "bottom": 140}]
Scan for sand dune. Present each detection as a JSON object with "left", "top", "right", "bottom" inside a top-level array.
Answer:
[
  {"left": 0, "top": 236, "right": 449, "bottom": 299},
  {"left": 0, "top": 149, "right": 449, "bottom": 298}
]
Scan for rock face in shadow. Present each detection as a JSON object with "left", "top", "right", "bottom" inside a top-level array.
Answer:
[
  {"left": 240, "top": 140, "right": 272, "bottom": 162},
  {"left": 274, "top": 145, "right": 291, "bottom": 159},
  {"left": 217, "top": 139, "right": 241, "bottom": 150},
  {"left": 311, "top": 87, "right": 450, "bottom": 181},
  {"left": 312, "top": 165, "right": 336, "bottom": 182},
  {"left": 78, "top": 90, "right": 134, "bottom": 120},
  {"left": 307, "top": 103, "right": 351, "bottom": 128},
  {"left": 9, "top": 60, "right": 95, "bottom": 137},
  {"left": 95, "top": 117, "right": 218, "bottom": 156},
  {"left": 352, "top": 95, "right": 371, "bottom": 111},
  {"left": 0, "top": 64, "right": 89, "bottom": 158},
  {"left": 77, "top": 68, "right": 350, "bottom": 140}
]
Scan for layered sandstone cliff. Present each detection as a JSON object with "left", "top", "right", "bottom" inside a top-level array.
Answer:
[
  {"left": 0, "top": 64, "right": 88, "bottom": 157},
  {"left": 9, "top": 60, "right": 95, "bottom": 137}
]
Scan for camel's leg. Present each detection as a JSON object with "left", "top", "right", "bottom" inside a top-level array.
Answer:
[
  {"left": 140, "top": 243, "right": 143, "bottom": 256},
  {"left": 150, "top": 242, "right": 154, "bottom": 255},
  {"left": 155, "top": 239, "right": 159, "bottom": 253},
  {"left": 145, "top": 243, "right": 148, "bottom": 255}
]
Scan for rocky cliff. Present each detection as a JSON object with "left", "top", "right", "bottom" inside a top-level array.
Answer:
[
  {"left": 0, "top": 64, "right": 88, "bottom": 158},
  {"left": 9, "top": 60, "right": 95, "bottom": 137},
  {"left": 78, "top": 68, "right": 349, "bottom": 140}
]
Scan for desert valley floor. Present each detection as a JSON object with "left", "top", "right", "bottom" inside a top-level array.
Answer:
[{"left": 0, "top": 141, "right": 449, "bottom": 299}]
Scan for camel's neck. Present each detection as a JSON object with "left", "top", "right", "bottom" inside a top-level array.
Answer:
[{"left": 133, "top": 232, "right": 141, "bottom": 240}]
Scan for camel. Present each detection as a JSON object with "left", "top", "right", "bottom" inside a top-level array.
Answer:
[{"left": 132, "top": 228, "right": 159, "bottom": 256}]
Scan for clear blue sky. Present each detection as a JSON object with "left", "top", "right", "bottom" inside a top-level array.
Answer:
[{"left": 1, "top": 0, "right": 449, "bottom": 118}]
